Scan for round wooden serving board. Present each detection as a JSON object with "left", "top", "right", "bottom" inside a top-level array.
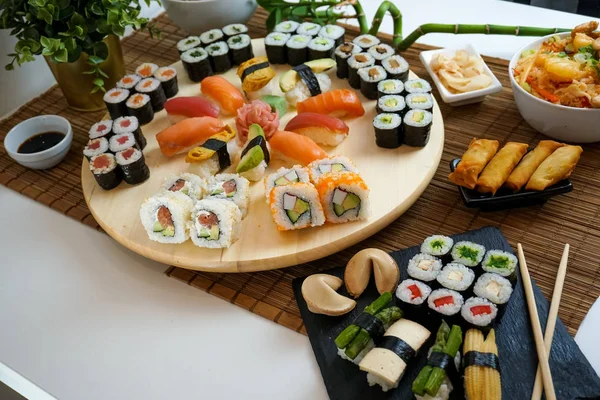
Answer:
[{"left": 82, "top": 39, "right": 445, "bottom": 273}]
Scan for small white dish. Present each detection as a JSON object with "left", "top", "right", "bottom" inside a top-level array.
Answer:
[
  {"left": 419, "top": 44, "right": 502, "bottom": 106},
  {"left": 4, "top": 115, "right": 73, "bottom": 170}
]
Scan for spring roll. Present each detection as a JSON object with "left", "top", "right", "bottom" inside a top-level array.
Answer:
[
  {"left": 449, "top": 138, "right": 499, "bottom": 189},
  {"left": 504, "top": 140, "right": 564, "bottom": 192},
  {"left": 475, "top": 142, "right": 528, "bottom": 195},
  {"left": 525, "top": 145, "right": 583, "bottom": 191}
]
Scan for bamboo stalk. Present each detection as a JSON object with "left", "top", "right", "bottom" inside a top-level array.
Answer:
[{"left": 368, "top": 1, "right": 403, "bottom": 45}]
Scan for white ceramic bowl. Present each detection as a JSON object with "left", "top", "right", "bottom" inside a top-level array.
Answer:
[
  {"left": 509, "top": 32, "right": 600, "bottom": 144},
  {"left": 164, "top": 0, "right": 258, "bottom": 36},
  {"left": 420, "top": 44, "right": 502, "bottom": 106},
  {"left": 4, "top": 115, "right": 73, "bottom": 170}
]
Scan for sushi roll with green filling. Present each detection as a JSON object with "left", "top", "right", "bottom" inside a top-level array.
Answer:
[
  {"left": 154, "top": 66, "right": 179, "bottom": 99},
  {"left": 334, "top": 42, "right": 361, "bottom": 79},
  {"left": 116, "top": 147, "right": 150, "bottom": 185},
  {"left": 286, "top": 34, "right": 311, "bottom": 66},
  {"left": 406, "top": 93, "right": 434, "bottom": 111},
  {"left": 451, "top": 241, "right": 486, "bottom": 267},
  {"left": 206, "top": 41, "right": 232, "bottom": 73},
  {"left": 318, "top": 24, "right": 345, "bottom": 47},
  {"left": 316, "top": 172, "right": 370, "bottom": 223},
  {"left": 376, "top": 95, "right": 406, "bottom": 116},
  {"left": 382, "top": 55, "right": 410, "bottom": 82},
  {"left": 176, "top": 36, "right": 201, "bottom": 54},
  {"left": 308, "top": 156, "right": 358, "bottom": 184},
  {"left": 368, "top": 43, "right": 395, "bottom": 65},
  {"left": 373, "top": 113, "right": 403, "bottom": 149},
  {"left": 269, "top": 182, "right": 325, "bottom": 230},
  {"left": 407, "top": 253, "right": 443, "bottom": 282},
  {"left": 347, "top": 53, "right": 374, "bottom": 89},
  {"left": 437, "top": 263, "right": 475, "bottom": 292},
  {"left": 161, "top": 173, "right": 207, "bottom": 201},
  {"left": 473, "top": 273, "right": 513, "bottom": 305},
  {"left": 83, "top": 137, "right": 109, "bottom": 161},
  {"left": 377, "top": 79, "right": 404, "bottom": 98},
  {"left": 297, "top": 22, "right": 321, "bottom": 36},
  {"left": 428, "top": 289, "right": 464, "bottom": 317},
  {"left": 181, "top": 48, "right": 213, "bottom": 82},
  {"left": 126, "top": 93, "right": 154, "bottom": 125},
  {"left": 135, "top": 78, "right": 167, "bottom": 112},
  {"left": 113, "top": 116, "right": 146, "bottom": 150},
  {"left": 421, "top": 235, "right": 454, "bottom": 256},
  {"left": 461, "top": 297, "right": 498, "bottom": 328},
  {"left": 222, "top": 23, "right": 248, "bottom": 39},
  {"left": 403, "top": 109, "right": 432, "bottom": 147},
  {"left": 103, "top": 88, "right": 130, "bottom": 119},
  {"left": 265, "top": 32, "right": 290, "bottom": 64},
  {"left": 200, "top": 28, "right": 224, "bottom": 46},
  {"left": 89, "top": 120, "right": 113, "bottom": 140},
  {"left": 405, "top": 78, "right": 432, "bottom": 94},
  {"left": 236, "top": 124, "right": 270, "bottom": 182},
  {"left": 481, "top": 250, "right": 518, "bottom": 279},
  {"left": 353, "top": 34, "right": 380, "bottom": 50},
  {"left": 358, "top": 65, "right": 387, "bottom": 100},
  {"left": 189, "top": 199, "right": 242, "bottom": 249},
  {"left": 207, "top": 173, "right": 250, "bottom": 218},
  {"left": 264, "top": 165, "right": 311, "bottom": 203},
  {"left": 308, "top": 37, "right": 335, "bottom": 61},
  {"left": 274, "top": 20, "right": 300, "bottom": 34},
  {"left": 109, "top": 132, "right": 138, "bottom": 153},
  {"left": 90, "top": 153, "right": 122, "bottom": 190},
  {"left": 228, "top": 34, "right": 254, "bottom": 65},
  {"left": 139, "top": 191, "right": 193, "bottom": 244},
  {"left": 396, "top": 279, "right": 432, "bottom": 308}
]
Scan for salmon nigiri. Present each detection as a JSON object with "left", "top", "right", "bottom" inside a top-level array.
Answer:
[
  {"left": 156, "top": 117, "right": 227, "bottom": 157},
  {"left": 201, "top": 76, "right": 245, "bottom": 116},
  {"left": 285, "top": 113, "right": 349, "bottom": 146},
  {"left": 296, "top": 89, "right": 364, "bottom": 118},
  {"left": 269, "top": 130, "right": 327, "bottom": 165}
]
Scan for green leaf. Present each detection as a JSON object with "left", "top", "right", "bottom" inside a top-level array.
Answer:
[
  {"left": 107, "top": 9, "right": 118, "bottom": 25},
  {"left": 54, "top": 47, "right": 68, "bottom": 62},
  {"left": 67, "top": 46, "right": 81, "bottom": 62},
  {"left": 90, "top": 85, "right": 100, "bottom": 94},
  {"left": 42, "top": 47, "right": 55, "bottom": 56},
  {"left": 64, "top": 37, "right": 76, "bottom": 51},
  {"left": 87, "top": 55, "right": 104, "bottom": 65},
  {"left": 96, "top": 18, "right": 110, "bottom": 34},
  {"left": 93, "top": 77, "right": 104, "bottom": 86},
  {"left": 5, "top": 63, "right": 15, "bottom": 71},
  {"left": 90, "top": 3, "right": 104, "bottom": 15},
  {"left": 111, "top": 23, "right": 124, "bottom": 36},
  {"left": 58, "top": 5, "right": 74, "bottom": 19},
  {"left": 97, "top": 68, "right": 108, "bottom": 78},
  {"left": 22, "top": 27, "right": 40, "bottom": 41},
  {"left": 40, "top": 35, "right": 51, "bottom": 48},
  {"left": 82, "top": 68, "right": 96, "bottom": 74},
  {"left": 92, "top": 41, "right": 108, "bottom": 59},
  {"left": 56, "top": 0, "right": 69, "bottom": 9},
  {"left": 37, "top": 8, "right": 52, "bottom": 24}
]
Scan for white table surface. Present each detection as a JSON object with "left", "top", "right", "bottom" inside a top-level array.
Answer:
[{"left": 1, "top": 1, "right": 599, "bottom": 399}]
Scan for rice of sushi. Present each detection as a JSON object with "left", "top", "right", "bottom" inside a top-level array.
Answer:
[
  {"left": 222, "top": 23, "right": 248, "bottom": 37},
  {"left": 451, "top": 241, "right": 486, "bottom": 267},
  {"left": 139, "top": 192, "right": 193, "bottom": 244},
  {"left": 348, "top": 53, "right": 375, "bottom": 70},
  {"left": 436, "top": 263, "right": 475, "bottom": 292},
  {"left": 176, "top": 36, "right": 201, "bottom": 53},
  {"left": 266, "top": 32, "right": 290, "bottom": 46},
  {"left": 109, "top": 132, "right": 137, "bottom": 153},
  {"left": 161, "top": 173, "right": 207, "bottom": 201},
  {"left": 308, "top": 37, "right": 335, "bottom": 61},
  {"left": 274, "top": 20, "right": 300, "bottom": 34},
  {"left": 353, "top": 34, "right": 380, "bottom": 49},
  {"left": 405, "top": 78, "right": 432, "bottom": 93},
  {"left": 381, "top": 55, "right": 409, "bottom": 81},
  {"left": 396, "top": 279, "right": 432, "bottom": 305},
  {"left": 406, "top": 93, "right": 434, "bottom": 111},
  {"left": 377, "top": 79, "right": 404, "bottom": 96},
  {"left": 473, "top": 273, "right": 513, "bottom": 304},
  {"left": 338, "top": 339, "right": 375, "bottom": 365},
  {"left": 308, "top": 156, "right": 358, "bottom": 184},
  {"left": 264, "top": 165, "right": 311, "bottom": 203},
  {"left": 116, "top": 74, "right": 141, "bottom": 91},
  {"left": 407, "top": 253, "right": 442, "bottom": 282},
  {"left": 285, "top": 72, "right": 331, "bottom": 106},
  {"left": 373, "top": 113, "right": 402, "bottom": 149},
  {"left": 414, "top": 378, "right": 453, "bottom": 400},
  {"left": 83, "top": 137, "right": 109, "bottom": 160},
  {"left": 188, "top": 198, "right": 242, "bottom": 249},
  {"left": 368, "top": 43, "right": 395, "bottom": 62},
  {"left": 428, "top": 288, "right": 464, "bottom": 316},
  {"left": 207, "top": 173, "right": 250, "bottom": 218},
  {"left": 318, "top": 24, "right": 345, "bottom": 45},
  {"left": 200, "top": 28, "right": 224, "bottom": 45},
  {"left": 89, "top": 120, "right": 113, "bottom": 139},
  {"left": 297, "top": 22, "right": 321, "bottom": 36},
  {"left": 481, "top": 250, "right": 518, "bottom": 277},
  {"left": 461, "top": 297, "right": 498, "bottom": 327},
  {"left": 421, "top": 235, "right": 454, "bottom": 256}
]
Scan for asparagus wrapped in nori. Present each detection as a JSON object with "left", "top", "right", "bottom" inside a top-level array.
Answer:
[
  {"left": 412, "top": 321, "right": 463, "bottom": 398},
  {"left": 334, "top": 292, "right": 403, "bottom": 363}
]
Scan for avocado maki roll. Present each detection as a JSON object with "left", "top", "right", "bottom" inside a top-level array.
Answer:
[
  {"left": 334, "top": 42, "right": 361, "bottom": 79},
  {"left": 318, "top": 24, "right": 345, "bottom": 47},
  {"left": 377, "top": 79, "right": 404, "bottom": 98},
  {"left": 206, "top": 41, "right": 232, "bottom": 73},
  {"left": 139, "top": 192, "right": 193, "bottom": 244},
  {"left": 222, "top": 23, "right": 248, "bottom": 39},
  {"left": 353, "top": 34, "right": 380, "bottom": 50},
  {"left": 89, "top": 153, "right": 122, "bottom": 190},
  {"left": 113, "top": 116, "right": 146, "bottom": 150},
  {"left": 373, "top": 113, "right": 403, "bottom": 149},
  {"left": 308, "top": 37, "right": 335, "bottom": 61},
  {"left": 481, "top": 250, "right": 518, "bottom": 279},
  {"left": 347, "top": 53, "right": 374, "bottom": 89},
  {"left": 376, "top": 95, "right": 406, "bottom": 116},
  {"left": 200, "top": 28, "right": 224, "bottom": 46},
  {"left": 406, "top": 93, "right": 434, "bottom": 112},
  {"left": 274, "top": 20, "right": 300, "bottom": 34},
  {"left": 207, "top": 173, "right": 250, "bottom": 218},
  {"left": 265, "top": 32, "right": 290, "bottom": 64},
  {"left": 103, "top": 88, "right": 130, "bottom": 120},
  {"left": 297, "top": 22, "right": 321, "bottom": 36},
  {"left": 269, "top": 182, "right": 325, "bottom": 230},
  {"left": 181, "top": 48, "right": 213, "bottom": 83},
  {"left": 451, "top": 241, "right": 486, "bottom": 267},
  {"left": 228, "top": 34, "right": 253, "bottom": 65},
  {"left": 176, "top": 36, "right": 201, "bottom": 54},
  {"left": 368, "top": 43, "right": 395, "bottom": 65},
  {"left": 126, "top": 93, "right": 154, "bottom": 125},
  {"left": 405, "top": 78, "right": 432, "bottom": 94},
  {"left": 286, "top": 34, "right": 311, "bottom": 67},
  {"left": 154, "top": 66, "right": 179, "bottom": 99},
  {"left": 189, "top": 199, "right": 242, "bottom": 249},
  {"left": 116, "top": 147, "right": 150, "bottom": 185},
  {"left": 382, "top": 55, "right": 410, "bottom": 82},
  {"left": 403, "top": 109, "right": 432, "bottom": 147},
  {"left": 135, "top": 78, "right": 166, "bottom": 112}
]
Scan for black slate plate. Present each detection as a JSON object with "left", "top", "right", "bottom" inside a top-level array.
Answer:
[
  {"left": 292, "top": 227, "right": 600, "bottom": 400},
  {"left": 449, "top": 159, "right": 573, "bottom": 211}
]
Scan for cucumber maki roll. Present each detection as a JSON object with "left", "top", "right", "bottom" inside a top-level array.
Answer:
[
  {"left": 116, "top": 147, "right": 150, "bottom": 185},
  {"left": 206, "top": 41, "right": 232, "bottom": 73},
  {"left": 377, "top": 79, "right": 404, "bottom": 98},
  {"left": 286, "top": 34, "right": 311, "bottom": 67},
  {"left": 207, "top": 173, "right": 250, "bottom": 218},
  {"left": 405, "top": 78, "right": 432, "bottom": 94},
  {"left": 403, "top": 109, "right": 432, "bottom": 147},
  {"left": 181, "top": 48, "right": 213, "bottom": 83},
  {"left": 368, "top": 43, "right": 395, "bottom": 65},
  {"left": 126, "top": 93, "right": 154, "bottom": 125},
  {"left": 308, "top": 37, "right": 335, "bottom": 61},
  {"left": 189, "top": 199, "right": 242, "bottom": 249},
  {"left": 103, "top": 88, "right": 130, "bottom": 120},
  {"left": 421, "top": 235, "right": 454, "bottom": 256},
  {"left": 83, "top": 137, "right": 109, "bottom": 161},
  {"left": 376, "top": 95, "right": 406, "bottom": 116},
  {"left": 451, "top": 241, "right": 486, "bottom": 267},
  {"left": 396, "top": 279, "right": 432, "bottom": 308},
  {"left": 373, "top": 113, "right": 403, "bottom": 149},
  {"left": 135, "top": 78, "right": 167, "bottom": 112},
  {"left": 358, "top": 65, "right": 387, "bottom": 100},
  {"left": 139, "top": 192, "right": 193, "bottom": 244},
  {"left": 228, "top": 34, "right": 253, "bottom": 65},
  {"left": 154, "top": 67, "right": 179, "bottom": 99},
  {"left": 353, "top": 34, "right": 380, "bottom": 50},
  {"left": 297, "top": 22, "right": 321, "bottom": 36},
  {"left": 382, "top": 55, "right": 410, "bottom": 82},
  {"left": 461, "top": 297, "right": 498, "bottom": 328},
  {"left": 200, "top": 28, "right": 224, "bottom": 46},
  {"left": 334, "top": 42, "right": 361, "bottom": 79},
  {"left": 89, "top": 153, "right": 122, "bottom": 190},
  {"left": 176, "top": 36, "right": 201, "bottom": 54},
  {"left": 437, "top": 263, "right": 475, "bottom": 292},
  {"left": 473, "top": 273, "right": 513, "bottom": 305},
  {"left": 113, "top": 116, "right": 146, "bottom": 150},
  {"left": 406, "top": 93, "right": 434, "bottom": 111},
  {"left": 274, "top": 20, "right": 300, "bottom": 34},
  {"left": 222, "top": 23, "right": 248, "bottom": 39},
  {"left": 318, "top": 24, "right": 345, "bottom": 47},
  {"left": 481, "top": 250, "right": 518, "bottom": 279},
  {"left": 428, "top": 289, "right": 464, "bottom": 317},
  {"left": 265, "top": 32, "right": 290, "bottom": 64},
  {"left": 116, "top": 74, "right": 141, "bottom": 93},
  {"left": 347, "top": 53, "right": 374, "bottom": 89},
  {"left": 89, "top": 120, "right": 113, "bottom": 140}
]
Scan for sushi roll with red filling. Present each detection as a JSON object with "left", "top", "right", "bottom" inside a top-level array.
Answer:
[
  {"left": 103, "top": 88, "right": 130, "bottom": 119},
  {"left": 395, "top": 279, "right": 432, "bottom": 309},
  {"left": 83, "top": 137, "right": 109, "bottom": 161},
  {"left": 89, "top": 120, "right": 113, "bottom": 140},
  {"left": 136, "top": 78, "right": 167, "bottom": 112},
  {"left": 117, "top": 74, "right": 141, "bottom": 93},
  {"left": 116, "top": 147, "right": 150, "bottom": 185},
  {"left": 109, "top": 132, "right": 138, "bottom": 153},
  {"left": 113, "top": 116, "right": 146, "bottom": 150},
  {"left": 428, "top": 289, "right": 464, "bottom": 317},
  {"left": 135, "top": 63, "right": 158, "bottom": 78},
  {"left": 89, "top": 153, "right": 122, "bottom": 190},
  {"left": 139, "top": 192, "right": 193, "bottom": 243},
  {"left": 461, "top": 297, "right": 498, "bottom": 329},
  {"left": 126, "top": 93, "right": 154, "bottom": 125},
  {"left": 154, "top": 67, "right": 179, "bottom": 99},
  {"left": 189, "top": 199, "right": 242, "bottom": 248}
]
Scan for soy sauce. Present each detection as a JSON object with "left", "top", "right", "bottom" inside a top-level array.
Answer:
[{"left": 17, "top": 131, "right": 65, "bottom": 154}]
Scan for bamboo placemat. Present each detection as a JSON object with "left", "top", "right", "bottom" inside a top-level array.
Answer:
[{"left": 1, "top": 9, "right": 599, "bottom": 336}]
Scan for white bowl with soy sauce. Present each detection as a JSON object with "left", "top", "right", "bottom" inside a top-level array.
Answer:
[{"left": 4, "top": 115, "right": 72, "bottom": 170}]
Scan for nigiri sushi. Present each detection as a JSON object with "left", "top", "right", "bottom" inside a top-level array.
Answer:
[
  {"left": 164, "top": 96, "right": 220, "bottom": 124},
  {"left": 269, "top": 130, "right": 327, "bottom": 166},
  {"left": 296, "top": 89, "right": 365, "bottom": 117},
  {"left": 236, "top": 124, "right": 270, "bottom": 181},
  {"left": 156, "top": 117, "right": 227, "bottom": 157},
  {"left": 201, "top": 76, "right": 246, "bottom": 116},
  {"left": 285, "top": 113, "right": 349, "bottom": 146}
]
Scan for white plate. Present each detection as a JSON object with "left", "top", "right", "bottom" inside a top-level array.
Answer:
[{"left": 419, "top": 44, "right": 502, "bottom": 106}]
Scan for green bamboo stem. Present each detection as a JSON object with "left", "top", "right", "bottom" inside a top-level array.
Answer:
[{"left": 368, "top": 1, "right": 403, "bottom": 45}]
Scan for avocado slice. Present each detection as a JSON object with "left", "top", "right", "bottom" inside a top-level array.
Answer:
[
  {"left": 293, "top": 198, "right": 310, "bottom": 215},
  {"left": 236, "top": 124, "right": 266, "bottom": 173},
  {"left": 199, "top": 225, "right": 220, "bottom": 240},
  {"left": 162, "top": 226, "right": 175, "bottom": 237},
  {"left": 331, "top": 163, "right": 345, "bottom": 173},
  {"left": 384, "top": 98, "right": 398, "bottom": 107},
  {"left": 275, "top": 176, "right": 290, "bottom": 186},
  {"left": 153, "top": 221, "right": 164, "bottom": 232},
  {"left": 286, "top": 210, "right": 301, "bottom": 223},
  {"left": 279, "top": 59, "right": 337, "bottom": 92},
  {"left": 383, "top": 81, "right": 396, "bottom": 91},
  {"left": 342, "top": 193, "right": 361, "bottom": 210},
  {"left": 412, "top": 111, "right": 425, "bottom": 122},
  {"left": 333, "top": 203, "right": 345, "bottom": 217}
]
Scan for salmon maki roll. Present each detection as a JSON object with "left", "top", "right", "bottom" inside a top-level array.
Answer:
[
  {"left": 316, "top": 172, "right": 370, "bottom": 223},
  {"left": 296, "top": 89, "right": 365, "bottom": 118},
  {"left": 201, "top": 76, "right": 246, "bottom": 116},
  {"left": 285, "top": 113, "right": 349, "bottom": 146},
  {"left": 269, "top": 130, "right": 327, "bottom": 166},
  {"left": 156, "top": 117, "right": 227, "bottom": 157}
]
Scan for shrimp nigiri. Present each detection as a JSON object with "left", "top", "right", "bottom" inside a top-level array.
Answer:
[
  {"left": 201, "top": 76, "right": 245, "bottom": 116},
  {"left": 269, "top": 130, "right": 327, "bottom": 166},
  {"left": 156, "top": 117, "right": 227, "bottom": 157},
  {"left": 296, "top": 89, "right": 365, "bottom": 118}
]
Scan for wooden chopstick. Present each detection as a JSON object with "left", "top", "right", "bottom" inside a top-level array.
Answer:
[
  {"left": 530, "top": 244, "right": 569, "bottom": 400},
  {"left": 517, "top": 243, "right": 557, "bottom": 400}
]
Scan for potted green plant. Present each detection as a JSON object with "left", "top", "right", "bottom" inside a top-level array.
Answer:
[{"left": 0, "top": 0, "right": 160, "bottom": 111}]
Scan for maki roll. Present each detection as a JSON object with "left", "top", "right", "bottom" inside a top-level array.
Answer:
[
  {"left": 161, "top": 173, "right": 207, "bottom": 201},
  {"left": 481, "top": 250, "right": 518, "bottom": 279},
  {"left": 461, "top": 297, "right": 498, "bottom": 328},
  {"left": 126, "top": 93, "right": 154, "bottom": 125},
  {"left": 89, "top": 120, "right": 113, "bottom": 140},
  {"left": 421, "top": 235, "right": 454, "bottom": 257},
  {"left": 135, "top": 78, "right": 167, "bottom": 112},
  {"left": 407, "top": 253, "right": 442, "bottom": 282},
  {"left": 297, "top": 22, "right": 321, "bottom": 36},
  {"left": 396, "top": 279, "right": 432, "bottom": 308},
  {"left": 135, "top": 63, "right": 158, "bottom": 78},
  {"left": 382, "top": 55, "right": 410, "bottom": 82},
  {"left": 186, "top": 127, "right": 238, "bottom": 178},
  {"left": 406, "top": 93, "right": 434, "bottom": 111},
  {"left": 353, "top": 34, "right": 380, "bottom": 50},
  {"left": 139, "top": 192, "right": 193, "bottom": 243},
  {"left": 473, "top": 273, "right": 513, "bottom": 305},
  {"left": 404, "top": 109, "right": 432, "bottom": 147},
  {"left": 83, "top": 137, "right": 109, "bottom": 161},
  {"left": 228, "top": 34, "right": 254, "bottom": 65},
  {"left": 89, "top": 153, "right": 122, "bottom": 190},
  {"left": 116, "top": 74, "right": 141, "bottom": 92},
  {"left": 189, "top": 199, "right": 242, "bottom": 248},
  {"left": 103, "top": 88, "right": 130, "bottom": 119},
  {"left": 222, "top": 23, "right": 248, "bottom": 39},
  {"left": 236, "top": 124, "right": 270, "bottom": 182},
  {"left": 265, "top": 32, "right": 290, "bottom": 64},
  {"left": 315, "top": 172, "right": 370, "bottom": 223},
  {"left": 428, "top": 289, "right": 464, "bottom": 317},
  {"left": 405, "top": 78, "right": 432, "bottom": 94},
  {"left": 176, "top": 36, "right": 201, "bottom": 54},
  {"left": 207, "top": 173, "right": 250, "bottom": 218},
  {"left": 264, "top": 165, "right": 311, "bottom": 203},
  {"left": 154, "top": 67, "right": 179, "bottom": 99},
  {"left": 451, "top": 241, "right": 486, "bottom": 267},
  {"left": 368, "top": 43, "right": 395, "bottom": 65},
  {"left": 286, "top": 34, "right": 311, "bottom": 67},
  {"left": 437, "top": 263, "right": 475, "bottom": 292},
  {"left": 116, "top": 147, "right": 150, "bottom": 185},
  {"left": 181, "top": 48, "right": 213, "bottom": 83},
  {"left": 200, "top": 28, "right": 224, "bottom": 46},
  {"left": 113, "top": 116, "right": 146, "bottom": 150},
  {"left": 206, "top": 41, "right": 231, "bottom": 74},
  {"left": 376, "top": 95, "right": 406, "bottom": 116},
  {"left": 274, "top": 21, "right": 300, "bottom": 34},
  {"left": 308, "top": 37, "right": 335, "bottom": 61},
  {"left": 347, "top": 53, "right": 374, "bottom": 89},
  {"left": 377, "top": 79, "right": 404, "bottom": 98},
  {"left": 269, "top": 182, "right": 325, "bottom": 230},
  {"left": 373, "top": 113, "right": 403, "bottom": 149},
  {"left": 318, "top": 24, "right": 345, "bottom": 47},
  {"left": 334, "top": 42, "right": 361, "bottom": 79},
  {"left": 109, "top": 132, "right": 138, "bottom": 153},
  {"left": 308, "top": 156, "right": 358, "bottom": 184}
]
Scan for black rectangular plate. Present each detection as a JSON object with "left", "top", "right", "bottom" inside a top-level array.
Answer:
[
  {"left": 292, "top": 227, "right": 600, "bottom": 400},
  {"left": 449, "top": 159, "right": 573, "bottom": 211}
]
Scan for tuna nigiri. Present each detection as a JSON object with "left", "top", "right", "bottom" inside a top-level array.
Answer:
[
  {"left": 164, "top": 97, "right": 220, "bottom": 124},
  {"left": 285, "top": 113, "right": 349, "bottom": 146},
  {"left": 296, "top": 89, "right": 365, "bottom": 118},
  {"left": 156, "top": 117, "right": 227, "bottom": 157},
  {"left": 269, "top": 130, "right": 327, "bottom": 166},
  {"left": 201, "top": 76, "right": 246, "bottom": 116}
]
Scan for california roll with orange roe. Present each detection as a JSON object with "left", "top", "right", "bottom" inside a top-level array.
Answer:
[{"left": 316, "top": 172, "right": 370, "bottom": 223}]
